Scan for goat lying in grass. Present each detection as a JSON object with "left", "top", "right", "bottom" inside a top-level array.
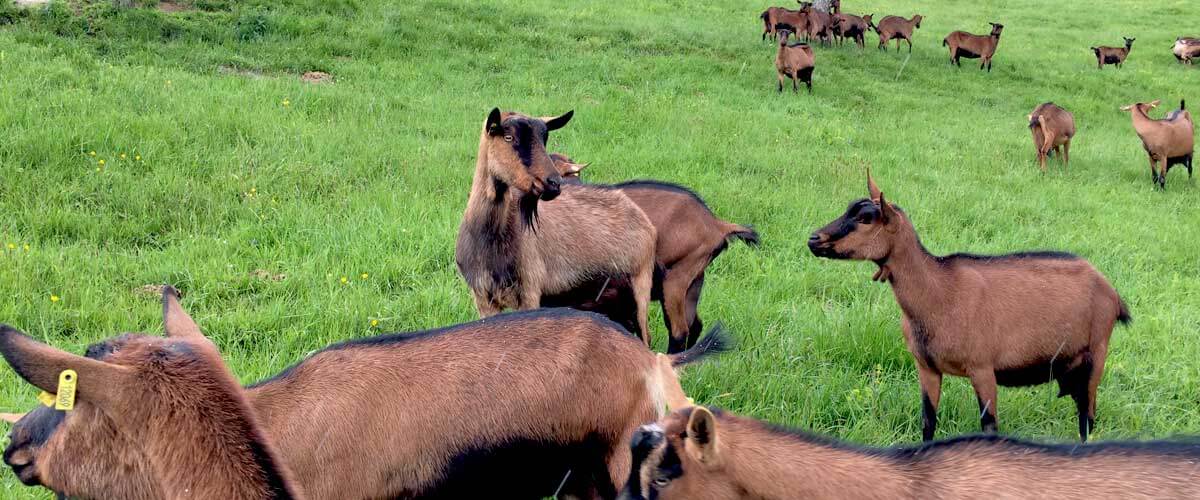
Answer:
[{"left": 1121, "top": 99, "right": 1194, "bottom": 189}]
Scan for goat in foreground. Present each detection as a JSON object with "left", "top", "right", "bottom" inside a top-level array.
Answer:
[
  {"left": 808, "top": 170, "right": 1130, "bottom": 442},
  {"left": 1091, "top": 37, "right": 1135, "bottom": 69},
  {"left": 619, "top": 371, "right": 1200, "bottom": 500},
  {"left": 0, "top": 287, "right": 301, "bottom": 500},
  {"left": 943, "top": 22, "right": 1004, "bottom": 71},
  {"left": 1121, "top": 99, "right": 1194, "bottom": 189},
  {"left": 1028, "top": 102, "right": 1076, "bottom": 172}
]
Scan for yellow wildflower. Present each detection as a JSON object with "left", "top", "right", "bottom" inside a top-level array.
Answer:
[
  {"left": 23, "top": 244, "right": 30, "bottom": 251},
  {"left": 360, "top": 273, "right": 368, "bottom": 280},
  {"left": 98, "top": 159, "right": 105, "bottom": 166},
  {"left": 119, "top": 153, "right": 126, "bottom": 160},
  {"left": 135, "top": 155, "right": 142, "bottom": 161},
  {"left": 370, "top": 319, "right": 379, "bottom": 327},
  {"left": 282, "top": 99, "right": 291, "bottom": 107},
  {"left": 5, "top": 243, "right": 14, "bottom": 250},
  {"left": 340, "top": 276, "right": 348, "bottom": 284},
  {"left": 88, "top": 151, "right": 96, "bottom": 157},
  {"left": 50, "top": 295, "right": 60, "bottom": 303}
]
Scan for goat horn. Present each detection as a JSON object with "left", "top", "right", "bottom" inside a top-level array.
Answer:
[{"left": 866, "top": 167, "right": 882, "bottom": 203}]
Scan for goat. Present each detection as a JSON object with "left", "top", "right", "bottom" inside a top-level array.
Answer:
[
  {"left": 1028, "top": 102, "right": 1076, "bottom": 172},
  {"left": 774, "top": 31, "right": 815, "bottom": 94},
  {"left": 808, "top": 170, "right": 1131, "bottom": 442},
  {"left": 1091, "top": 37, "right": 1135, "bottom": 69},
  {"left": 761, "top": 7, "right": 805, "bottom": 42},
  {"left": 1121, "top": 99, "right": 1194, "bottom": 189},
  {"left": 3, "top": 292, "right": 734, "bottom": 499},
  {"left": 1173, "top": 37, "right": 1200, "bottom": 64},
  {"left": 875, "top": 14, "right": 922, "bottom": 52},
  {"left": 0, "top": 287, "right": 302, "bottom": 500},
  {"left": 832, "top": 13, "right": 872, "bottom": 48},
  {"left": 800, "top": 4, "right": 834, "bottom": 46},
  {"left": 545, "top": 154, "right": 760, "bottom": 353},
  {"left": 943, "top": 22, "right": 1004, "bottom": 71},
  {"left": 456, "top": 108, "right": 658, "bottom": 345}
]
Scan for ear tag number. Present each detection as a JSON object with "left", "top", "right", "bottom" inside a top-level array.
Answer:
[
  {"left": 37, "top": 391, "right": 56, "bottom": 408},
  {"left": 55, "top": 370, "right": 77, "bottom": 411}
]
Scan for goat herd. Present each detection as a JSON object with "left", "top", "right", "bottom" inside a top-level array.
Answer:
[{"left": 1, "top": 6, "right": 1199, "bottom": 500}]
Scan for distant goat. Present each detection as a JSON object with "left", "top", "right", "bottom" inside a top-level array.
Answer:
[
  {"left": 1121, "top": 99, "right": 1194, "bottom": 189},
  {"left": 832, "top": 13, "right": 872, "bottom": 48},
  {"left": 1173, "top": 37, "right": 1200, "bottom": 64},
  {"left": 875, "top": 14, "right": 922, "bottom": 52},
  {"left": 761, "top": 7, "right": 806, "bottom": 42},
  {"left": 775, "top": 31, "right": 815, "bottom": 93},
  {"left": 944, "top": 22, "right": 1004, "bottom": 71},
  {"left": 0, "top": 287, "right": 301, "bottom": 500},
  {"left": 1092, "top": 37, "right": 1135, "bottom": 69},
  {"left": 456, "top": 108, "right": 657, "bottom": 344},
  {"left": 545, "top": 154, "right": 760, "bottom": 353},
  {"left": 800, "top": 4, "right": 834, "bottom": 46},
  {"left": 808, "top": 170, "right": 1130, "bottom": 442},
  {"left": 1028, "top": 102, "right": 1076, "bottom": 172},
  {"left": 4, "top": 294, "right": 733, "bottom": 499}
]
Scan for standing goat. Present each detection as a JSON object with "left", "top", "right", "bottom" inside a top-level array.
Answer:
[
  {"left": 1173, "top": 37, "right": 1200, "bottom": 64},
  {"left": 761, "top": 7, "right": 806, "bottom": 42},
  {"left": 4, "top": 292, "right": 733, "bottom": 499},
  {"left": 832, "top": 13, "right": 872, "bottom": 49},
  {"left": 456, "top": 108, "right": 657, "bottom": 344},
  {"left": 1091, "top": 37, "right": 1135, "bottom": 69},
  {"left": 944, "top": 22, "right": 1004, "bottom": 71},
  {"left": 1028, "top": 102, "right": 1076, "bottom": 172},
  {"left": 774, "top": 32, "right": 815, "bottom": 94},
  {"left": 545, "top": 155, "right": 760, "bottom": 353},
  {"left": 808, "top": 171, "right": 1130, "bottom": 442},
  {"left": 0, "top": 287, "right": 302, "bottom": 500},
  {"left": 875, "top": 14, "right": 922, "bottom": 52},
  {"left": 1121, "top": 99, "right": 1194, "bottom": 189}
]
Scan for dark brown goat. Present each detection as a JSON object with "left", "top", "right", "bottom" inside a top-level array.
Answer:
[
  {"left": 0, "top": 287, "right": 302, "bottom": 500},
  {"left": 775, "top": 32, "right": 816, "bottom": 93},
  {"left": 944, "top": 22, "right": 1004, "bottom": 71},
  {"left": 4, "top": 295, "right": 733, "bottom": 499},
  {"left": 832, "top": 13, "right": 872, "bottom": 48},
  {"left": 801, "top": 5, "right": 834, "bottom": 46},
  {"left": 1174, "top": 37, "right": 1200, "bottom": 64},
  {"left": 456, "top": 108, "right": 657, "bottom": 344},
  {"left": 1091, "top": 37, "right": 1135, "bottom": 69},
  {"left": 1121, "top": 99, "right": 1194, "bottom": 189},
  {"left": 808, "top": 171, "right": 1130, "bottom": 442},
  {"left": 621, "top": 404, "right": 1200, "bottom": 500},
  {"left": 875, "top": 14, "right": 922, "bottom": 52},
  {"left": 1028, "top": 102, "right": 1076, "bottom": 172},
  {"left": 545, "top": 154, "right": 760, "bottom": 353}
]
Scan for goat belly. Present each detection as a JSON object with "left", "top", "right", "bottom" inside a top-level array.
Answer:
[
  {"left": 955, "top": 47, "right": 980, "bottom": 59},
  {"left": 1103, "top": 55, "right": 1120, "bottom": 64}
]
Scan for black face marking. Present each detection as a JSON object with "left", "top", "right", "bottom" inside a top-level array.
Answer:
[
  {"left": 3, "top": 405, "right": 66, "bottom": 486},
  {"left": 502, "top": 118, "right": 549, "bottom": 168},
  {"left": 809, "top": 199, "right": 879, "bottom": 259},
  {"left": 622, "top": 428, "right": 666, "bottom": 500}
]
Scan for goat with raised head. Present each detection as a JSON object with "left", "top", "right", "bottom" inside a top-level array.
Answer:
[
  {"left": 774, "top": 31, "right": 815, "bottom": 94},
  {"left": 622, "top": 404, "right": 1200, "bottom": 499},
  {"left": 875, "top": 14, "right": 922, "bottom": 52},
  {"left": 1174, "top": 37, "right": 1200, "bottom": 64},
  {"left": 1121, "top": 99, "right": 1194, "bottom": 189},
  {"left": 545, "top": 155, "right": 760, "bottom": 353},
  {"left": 4, "top": 294, "right": 733, "bottom": 499},
  {"left": 0, "top": 287, "right": 302, "bottom": 500},
  {"left": 1028, "top": 102, "right": 1076, "bottom": 172},
  {"left": 456, "top": 108, "right": 657, "bottom": 344},
  {"left": 1091, "top": 37, "right": 1135, "bottom": 69},
  {"left": 808, "top": 171, "right": 1130, "bottom": 442},
  {"left": 944, "top": 22, "right": 1004, "bottom": 71}
]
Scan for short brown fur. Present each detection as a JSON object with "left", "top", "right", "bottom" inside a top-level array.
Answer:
[
  {"left": 832, "top": 13, "right": 872, "bottom": 49},
  {"left": 1120, "top": 99, "right": 1194, "bottom": 189},
  {"left": 1091, "top": 37, "right": 1135, "bottom": 69},
  {"left": 943, "top": 22, "right": 1004, "bottom": 71},
  {"left": 775, "top": 33, "right": 816, "bottom": 94},
  {"left": 1028, "top": 102, "right": 1076, "bottom": 172},
  {"left": 874, "top": 14, "right": 922, "bottom": 52},
  {"left": 1173, "top": 37, "right": 1200, "bottom": 64}
]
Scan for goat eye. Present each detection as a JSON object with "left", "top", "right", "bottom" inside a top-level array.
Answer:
[
  {"left": 503, "top": 135, "right": 513, "bottom": 142},
  {"left": 855, "top": 214, "right": 872, "bottom": 223},
  {"left": 652, "top": 477, "right": 671, "bottom": 488}
]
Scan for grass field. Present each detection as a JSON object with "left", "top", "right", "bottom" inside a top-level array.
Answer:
[{"left": 1, "top": 0, "right": 1198, "bottom": 496}]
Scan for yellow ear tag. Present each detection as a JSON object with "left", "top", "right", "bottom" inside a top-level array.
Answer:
[
  {"left": 54, "top": 370, "right": 77, "bottom": 411},
  {"left": 37, "top": 391, "right": 56, "bottom": 408}
]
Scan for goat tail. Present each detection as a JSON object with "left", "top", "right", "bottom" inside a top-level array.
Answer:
[
  {"left": 1181, "top": 99, "right": 1186, "bottom": 110},
  {"left": 1116, "top": 298, "right": 1132, "bottom": 326},
  {"left": 942, "top": 37, "right": 948, "bottom": 47},
  {"left": 724, "top": 222, "right": 761, "bottom": 247},
  {"left": 669, "top": 323, "right": 733, "bottom": 367}
]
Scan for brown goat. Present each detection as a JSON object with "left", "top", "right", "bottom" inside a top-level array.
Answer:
[
  {"left": 456, "top": 108, "right": 657, "bottom": 344},
  {"left": 874, "top": 14, "right": 922, "bottom": 52},
  {"left": 775, "top": 32, "right": 815, "bottom": 94},
  {"left": 4, "top": 297, "right": 732, "bottom": 499},
  {"left": 943, "top": 22, "right": 1004, "bottom": 71},
  {"left": 0, "top": 287, "right": 302, "bottom": 500},
  {"left": 1174, "top": 37, "right": 1200, "bottom": 64},
  {"left": 1091, "top": 37, "right": 1135, "bottom": 69},
  {"left": 761, "top": 7, "right": 806, "bottom": 42},
  {"left": 802, "top": 6, "right": 834, "bottom": 46},
  {"left": 1121, "top": 99, "right": 1194, "bottom": 189},
  {"left": 832, "top": 13, "right": 872, "bottom": 48},
  {"left": 1028, "top": 102, "right": 1076, "bottom": 172},
  {"left": 545, "top": 154, "right": 760, "bottom": 353},
  {"left": 808, "top": 171, "right": 1130, "bottom": 442}
]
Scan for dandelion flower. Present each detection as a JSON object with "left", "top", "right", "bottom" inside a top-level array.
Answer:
[
  {"left": 5, "top": 243, "right": 14, "bottom": 250},
  {"left": 340, "top": 276, "right": 349, "bottom": 284},
  {"left": 135, "top": 155, "right": 142, "bottom": 161},
  {"left": 23, "top": 244, "right": 30, "bottom": 251},
  {"left": 370, "top": 319, "right": 379, "bottom": 327},
  {"left": 250, "top": 187, "right": 257, "bottom": 194},
  {"left": 360, "top": 273, "right": 369, "bottom": 280},
  {"left": 119, "top": 153, "right": 126, "bottom": 160},
  {"left": 282, "top": 99, "right": 291, "bottom": 107},
  {"left": 50, "top": 295, "right": 60, "bottom": 303},
  {"left": 98, "top": 159, "right": 105, "bottom": 166},
  {"left": 96, "top": 167, "right": 102, "bottom": 172},
  {"left": 88, "top": 151, "right": 96, "bottom": 157}
]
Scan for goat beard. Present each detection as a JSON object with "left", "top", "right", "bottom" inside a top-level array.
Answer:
[{"left": 519, "top": 191, "right": 540, "bottom": 232}]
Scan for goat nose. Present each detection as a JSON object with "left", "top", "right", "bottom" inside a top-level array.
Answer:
[{"left": 808, "top": 233, "right": 822, "bottom": 243}]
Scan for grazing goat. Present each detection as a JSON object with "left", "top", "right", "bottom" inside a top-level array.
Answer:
[
  {"left": 808, "top": 171, "right": 1130, "bottom": 442},
  {"left": 545, "top": 154, "right": 760, "bottom": 353},
  {"left": 1121, "top": 99, "right": 1194, "bottom": 189},
  {"left": 456, "top": 108, "right": 657, "bottom": 344},
  {"left": 875, "top": 14, "right": 922, "bottom": 52},
  {"left": 1173, "top": 37, "right": 1200, "bottom": 64},
  {"left": 832, "top": 13, "right": 872, "bottom": 48},
  {"left": 4, "top": 293, "right": 733, "bottom": 499},
  {"left": 774, "top": 32, "right": 815, "bottom": 94},
  {"left": 944, "top": 22, "right": 1004, "bottom": 71},
  {"left": 1091, "top": 37, "right": 1135, "bottom": 69},
  {"left": 1028, "top": 102, "right": 1076, "bottom": 172},
  {"left": 621, "top": 405, "right": 1200, "bottom": 499},
  {"left": 0, "top": 287, "right": 302, "bottom": 500}
]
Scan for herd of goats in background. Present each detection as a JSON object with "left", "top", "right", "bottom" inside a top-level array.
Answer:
[{"left": 1, "top": 1, "right": 1199, "bottom": 499}]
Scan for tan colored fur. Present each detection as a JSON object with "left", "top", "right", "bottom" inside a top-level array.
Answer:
[
  {"left": 832, "top": 13, "right": 872, "bottom": 48},
  {"left": 1028, "top": 102, "right": 1076, "bottom": 172},
  {"left": 875, "top": 14, "right": 922, "bottom": 52},
  {"left": 1174, "top": 37, "right": 1200, "bottom": 64},
  {"left": 775, "top": 35, "right": 816, "bottom": 93},
  {"left": 1121, "top": 100, "right": 1194, "bottom": 189},
  {"left": 1091, "top": 38, "right": 1135, "bottom": 69},
  {"left": 943, "top": 23, "right": 1004, "bottom": 71}
]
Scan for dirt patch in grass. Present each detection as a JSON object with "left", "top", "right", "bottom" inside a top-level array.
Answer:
[
  {"left": 157, "top": 1, "right": 190, "bottom": 13},
  {"left": 301, "top": 71, "right": 333, "bottom": 84},
  {"left": 249, "top": 269, "right": 287, "bottom": 282},
  {"left": 133, "top": 284, "right": 166, "bottom": 297}
]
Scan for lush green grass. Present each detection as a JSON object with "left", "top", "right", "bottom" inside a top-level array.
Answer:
[{"left": 1, "top": 0, "right": 1198, "bottom": 496}]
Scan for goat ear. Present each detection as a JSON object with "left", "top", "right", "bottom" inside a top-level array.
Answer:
[
  {"left": 486, "top": 108, "right": 504, "bottom": 137},
  {"left": 1, "top": 412, "right": 25, "bottom": 424},
  {"left": 162, "top": 286, "right": 204, "bottom": 340},
  {"left": 1119, "top": 104, "right": 1133, "bottom": 112},
  {"left": 878, "top": 191, "right": 898, "bottom": 224},
  {"left": 656, "top": 354, "right": 693, "bottom": 412},
  {"left": 0, "top": 325, "right": 132, "bottom": 408},
  {"left": 543, "top": 110, "right": 574, "bottom": 132},
  {"left": 685, "top": 407, "right": 721, "bottom": 465},
  {"left": 866, "top": 168, "right": 882, "bottom": 203}
]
